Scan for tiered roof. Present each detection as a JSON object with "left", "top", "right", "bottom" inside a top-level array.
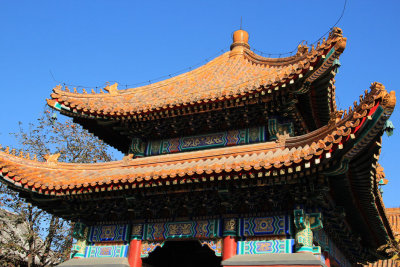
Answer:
[
  {"left": 1, "top": 83, "right": 398, "bottom": 260},
  {"left": 0, "top": 28, "right": 398, "bottom": 263},
  {"left": 1, "top": 83, "right": 394, "bottom": 195}
]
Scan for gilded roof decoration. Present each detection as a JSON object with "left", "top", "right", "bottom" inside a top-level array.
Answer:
[{"left": 44, "top": 153, "right": 61, "bottom": 164}]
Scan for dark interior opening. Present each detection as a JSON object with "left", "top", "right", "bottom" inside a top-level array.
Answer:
[{"left": 142, "top": 240, "right": 221, "bottom": 267}]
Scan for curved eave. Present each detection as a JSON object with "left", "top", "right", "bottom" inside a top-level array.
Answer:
[
  {"left": 2, "top": 83, "right": 394, "bottom": 198},
  {"left": 47, "top": 29, "right": 346, "bottom": 121},
  {"left": 300, "top": 66, "right": 339, "bottom": 131},
  {"left": 347, "top": 91, "right": 397, "bottom": 253},
  {"left": 323, "top": 84, "right": 397, "bottom": 261},
  {"left": 330, "top": 140, "right": 397, "bottom": 262}
]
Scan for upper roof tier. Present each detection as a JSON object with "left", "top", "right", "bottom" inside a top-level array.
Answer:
[{"left": 48, "top": 28, "right": 346, "bottom": 120}]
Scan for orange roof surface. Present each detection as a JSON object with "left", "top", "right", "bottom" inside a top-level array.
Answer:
[
  {"left": 367, "top": 259, "right": 399, "bottom": 267},
  {"left": 387, "top": 208, "right": 400, "bottom": 234},
  {"left": 48, "top": 28, "right": 346, "bottom": 118},
  {"left": 0, "top": 82, "right": 395, "bottom": 196}
]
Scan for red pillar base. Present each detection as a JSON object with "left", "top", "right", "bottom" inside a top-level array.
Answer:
[
  {"left": 324, "top": 251, "right": 331, "bottom": 267},
  {"left": 222, "top": 236, "right": 237, "bottom": 261},
  {"left": 128, "top": 239, "right": 142, "bottom": 267}
]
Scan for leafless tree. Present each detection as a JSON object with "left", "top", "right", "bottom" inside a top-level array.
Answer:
[{"left": 0, "top": 108, "right": 115, "bottom": 266}]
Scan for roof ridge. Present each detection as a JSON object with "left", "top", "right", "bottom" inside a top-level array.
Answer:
[
  {"left": 52, "top": 51, "right": 232, "bottom": 98},
  {"left": 0, "top": 147, "right": 124, "bottom": 170},
  {"left": 0, "top": 146, "right": 38, "bottom": 161},
  {"left": 48, "top": 30, "right": 347, "bottom": 119},
  {"left": 51, "top": 30, "right": 344, "bottom": 99}
]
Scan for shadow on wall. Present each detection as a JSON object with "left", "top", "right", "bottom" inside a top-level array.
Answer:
[{"left": 142, "top": 240, "right": 221, "bottom": 267}]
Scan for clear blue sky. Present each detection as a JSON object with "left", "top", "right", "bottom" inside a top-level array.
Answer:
[{"left": 0, "top": 1, "right": 399, "bottom": 207}]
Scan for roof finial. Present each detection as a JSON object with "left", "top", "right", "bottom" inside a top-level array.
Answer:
[
  {"left": 104, "top": 82, "right": 119, "bottom": 95},
  {"left": 230, "top": 28, "right": 250, "bottom": 54},
  {"left": 44, "top": 153, "right": 61, "bottom": 164},
  {"left": 240, "top": 16, "right": 242, "bottom": 30}
]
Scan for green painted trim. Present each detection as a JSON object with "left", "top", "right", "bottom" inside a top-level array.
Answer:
[
  {"left": 352, "top": 106, "right": 383, "bottom": 149},
  {"left": 146, "top": 126, "right": 266, "bottom": 156},
  {"left": 324, "top": 47, "right": 335, "bottom": 62},
  {"left": 324, "top": 106, "right": 384, "bottom": 176}
]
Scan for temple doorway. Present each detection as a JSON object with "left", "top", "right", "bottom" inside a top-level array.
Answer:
[{"left": 142, "top": 240, "right": 222, "bottom": 267}]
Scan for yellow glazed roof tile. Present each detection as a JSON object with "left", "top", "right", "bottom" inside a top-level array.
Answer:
[{"left": 48, "top": 28, "right": 347, "bottom": 118}]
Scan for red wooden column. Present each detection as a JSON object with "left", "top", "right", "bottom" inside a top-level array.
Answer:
[
  {"left": 128, "top": 239, "right": 142, "bottom": 267},
  {"left": 128, "top": 224, "right": 144, "bottom": 267},
  {"left": 222, "top": 236, "right": 237, "bottom": 260},
  {"left": 222, "top": 218, "right": 238, "bottom": 260},
  {"left": 323, "top": 251, "right": 331, "bottom": 267}
]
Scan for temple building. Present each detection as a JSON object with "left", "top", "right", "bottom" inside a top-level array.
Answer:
[{"left": 0, "top": 28, "right": 398, "bottom": 266}]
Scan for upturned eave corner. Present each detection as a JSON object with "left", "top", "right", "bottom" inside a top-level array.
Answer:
[
  {"left": 331, "top": 27, "right": 347, "bottom": 53},
  {"left": 46, "top": 98, "right": 58, "bottom": 109}
]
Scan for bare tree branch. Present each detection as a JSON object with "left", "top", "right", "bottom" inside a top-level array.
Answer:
[{"left": 1, "top": 108, "right": 115, "bottom": 266}]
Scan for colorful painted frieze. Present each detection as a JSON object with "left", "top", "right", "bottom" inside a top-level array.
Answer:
[
  {"left": 85, "top": 245, "right": 129, "bottom": 258},
  {"left": 146, "top": 126, "right": 266, "bottom": 156},
  {"left": 238, "top": 215, "right": 291, "bottom": 237},
  {"left": 129, "top": 137, "right": 146, "bottom": 157},
  {"left": 141, "top": 241, "right": 164, "bottom": 258},
  {"left": 131, "top": 224, "right": 144, "bottom": 240},
  {"left": 267, "top": 119, "right": 294, "bottom": 140},
  {"left": 237, "top": 239, "right": 294, "bottom": 254},
  {"left": 144, "top": 220, "right": 220, "bottom": 241},
  {"left": 141, "top": 216, "right": 290, "bottom": 241},
  {"left": 223, "top": 218, "right": 237, "bottom": 236},
  {"left": 200, "top": 239, "right": 222, "bottom": 256},
  {"left": 88, "top": 224, "right": 130, "bottom": 242}
]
